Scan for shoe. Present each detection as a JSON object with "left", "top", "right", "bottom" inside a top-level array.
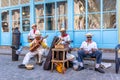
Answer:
[
  {"left": 18, "top": 64, "right": 26, "bottom": 68},
  {"left": 36, "top": 61, "right": 43, "bottom": 66},
  {"left": 95, "top": 67, "right": 105, "bottom": 73},
  {"left": 76, "top": 66, "right": 84, "bottom": 71}
]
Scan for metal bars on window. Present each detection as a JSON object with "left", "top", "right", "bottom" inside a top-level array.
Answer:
[{"left": 74, "top": 0, "right": 117, "bottom": 30}]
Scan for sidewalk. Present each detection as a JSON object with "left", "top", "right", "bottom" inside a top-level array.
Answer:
[
  {"left": 0, "top": 46, "right": 115, "bottom": 62},
  {"left": 0, "top": 46, "right": 120, "bottom": 80},
  {"left": 0, "top": 52, "right": 119, "bottom": 80}
]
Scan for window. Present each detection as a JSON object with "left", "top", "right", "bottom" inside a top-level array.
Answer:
[
  {"left": 103, "top": 12, "right": 116, "bottom": 29},
  {"left": 35, "top": 0, "right": 44, "bottom": 2},
  {"left": 88, "top": 14, "right": 100, "bottom": 29},
  {"left": 35, "top": 4, "right": 44, "bottom": 30},
  {"left": 57, "top": 1, "right": 68, "bottom": 30},
  {"left": 74, "top": 0, "right": 116, "bottom": 30},
  {"left": 22, "top": 6, "right": 30, "bottom": 31},
  {"left": 12, "top": 9, "right": 20, "bottom": 30},
  {"left": 74, "top": 15, "right": 85, "bottom": 30},
  {"left": 103, "top": 0, "right": 116, "bottom": 29},
  {"left": 35, "top": 1, "right": 68, "bottom": 31},
  {"left": 88, "top": 0, "right": 100, "bottom": 12},
  {"left": 10, "top": 0, "right": 19, "bottom": 6},
  {"left": 20, "top": 0, "right": 29, "bottom": 4},
  {"left": 74, "top": 0, "right": 85, "bottom": 14},
  {"left": 103, "top": 0, "right": 116, "bottom": 11},
  {"left": 1, "top": 0, "right": 9, "bottom": 7},
  {"left": 1, "top": 10, "right": 9, "bottom": 32},
  {"left": 88, "top": 0, "right": 101, "bottom": 29},
  {"left": 74, "top": 0, "right": 86, "bottom": 30},
  {"left": 45, "top": 3, "right": 55, "bottom": 30}
]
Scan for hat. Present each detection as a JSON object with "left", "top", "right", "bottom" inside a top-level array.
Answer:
[
  {"left": 60, "top": 27, "right": 66, "bottom": 32},
  {"left": 25, "top": 64, "right": 34, "bottom": 70},
  {"left": 85, "top": 32, "right": 93, "bottom": 37},
  {"left": 35, "top": 32, "right": 41, "bottom": 37},
  {"left": 32, "top": 24, "right": 37, "bottom": 28}
]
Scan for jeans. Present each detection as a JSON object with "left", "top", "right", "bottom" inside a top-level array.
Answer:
[{"left": 77, "top": 50, "right": 102, "bottom": 64}]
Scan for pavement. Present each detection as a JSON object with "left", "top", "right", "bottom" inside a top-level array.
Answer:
[
  {"left": 0, "top": 46, "right": 120, "bottom": 80},
  {"left": 0, "top": 46, "right": 115, "bottom": 62}
]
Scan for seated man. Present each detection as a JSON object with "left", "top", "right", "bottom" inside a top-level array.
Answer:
[
  {"left": 58, "top": 27, "right": 71, "bottom": 47},
  {"left": 28, "top": 24, "right": 40, "bottom": 42},
  {"left": 16, "top": 24, "right": 40, "bottom": 54},
  {"left": 18, "top": 32, "right": 47, "bottom": 68},
  {"left": 58, "top": 28, "right": 75, "bottom": 65},
  {"left": 77, "top": 32, "right": 105, "bottom": 73}
]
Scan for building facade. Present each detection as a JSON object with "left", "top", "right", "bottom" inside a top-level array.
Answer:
[{"left": 0, "top": 0, "right": 119, "bottom": 49}]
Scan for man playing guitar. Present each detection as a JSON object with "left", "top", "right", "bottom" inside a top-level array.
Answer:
[
  {"left": 16, "top": 24, "right": 40, "bottom": 55},
  {"left": 18, "top": 32, "right": 48, "bottom": 68}
]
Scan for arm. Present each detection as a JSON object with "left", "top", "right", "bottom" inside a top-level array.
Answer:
[
  {"left": 29, "top": 40, "right": 35, "bottom": 47},
  {"left": 41, "top": 39, "right": 48, "bottom": 48},
  {"left": 91, "top": 42, "right": 98, "bottom": 52},
  {"left": 79, "top": 41, "right": 89, "bottom": 54}
]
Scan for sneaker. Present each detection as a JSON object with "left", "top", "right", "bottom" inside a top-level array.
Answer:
[
  {"left": 76, "top": 66, "right": 84, "bottom": 71},
  {"left": 18, "top": 64, "right": 26, "bottom": 68},
  {"left": 95, "top": 67, "right": 105, "bottom": 73}
]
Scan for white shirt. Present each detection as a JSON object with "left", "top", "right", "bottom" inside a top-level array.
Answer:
[
  {"left": 80, "top": 41, "right": 98, "bottom": 53},
  {"left": 58, "top": 34, "right": 71, "bottom": 47},
  {"left": 59, "top": 34, "right": 70, "bottom": 44},
  {"left": 28, "top": 29, "right": 40, "bottom": 39}
]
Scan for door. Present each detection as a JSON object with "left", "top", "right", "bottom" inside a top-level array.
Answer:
[
  {"left": 1, "top": 10, "right": 11, "bottom": 45},
  {"left": 1, "top": 8, "right": 20, "bottom": 45}
]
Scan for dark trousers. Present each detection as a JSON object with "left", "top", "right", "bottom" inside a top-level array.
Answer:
[{"left": 77, "top": 50, "right": 102, "bottom": 64}]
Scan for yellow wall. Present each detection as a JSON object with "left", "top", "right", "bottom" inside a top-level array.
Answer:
[{"left": 119, "top": 0, "right": 120, "bottom": 43}]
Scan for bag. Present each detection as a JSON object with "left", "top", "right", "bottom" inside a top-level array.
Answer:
[{"left": 55, "top": 62, "right": 66, "bottom": 74}]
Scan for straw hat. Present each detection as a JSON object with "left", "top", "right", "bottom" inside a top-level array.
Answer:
[
  {"left": 32, "top": 24, "right": 37, "bottom": 28},
  {"left": 60, "top": 27, "right": 66, "bottom": 32},
  {"left": 35, "top": 32, "right": 41, "bottom": 37},
  {"left": 85, "top": 32, "right": 93, "bottom": 37},
  {"left": 25, "top": 64, "right": 34, "bottom": 70}
]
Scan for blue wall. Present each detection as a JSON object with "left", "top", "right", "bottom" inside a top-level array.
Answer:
[{"left": 0, "top": 0, "right": 118, "bottom": 49}]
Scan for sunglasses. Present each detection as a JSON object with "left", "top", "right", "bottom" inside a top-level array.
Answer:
[{"left": 87, "top": 37, "right": 92, "bottom": 38}]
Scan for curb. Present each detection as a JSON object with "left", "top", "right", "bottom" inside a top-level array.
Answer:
[{"left": 0, "top": 53, "right": 115, "bottom": 63}]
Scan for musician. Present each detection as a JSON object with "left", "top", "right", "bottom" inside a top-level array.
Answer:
[
  {"left": 59, "top": 27, "right": 71, "bottom": 47},
  {"left": 28, "top": 24, "right": 40, "bottom": 42},
  {"left": 77, "top": 32, "right": 105, "bottom": 73},
  {"left": 59, "top": 28, "right": 75, "bottom": 66},
  {"left": 18, "top": 32, "right": 47, "bottom": 68},
  {"left": 16, "top": 24, "right": 40, "bottom": 54}
]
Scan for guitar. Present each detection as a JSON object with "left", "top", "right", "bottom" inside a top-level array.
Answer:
[{"left": 29, "top": 35, "right": 48, "bottom": 52}]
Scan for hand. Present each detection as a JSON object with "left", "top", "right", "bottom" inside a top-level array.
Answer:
[
  {"left": 85, "top": 51, "right": 89, "bottom": 54},
  {"left": 91, "top": 48, "right": 97, "bottom": 52}
]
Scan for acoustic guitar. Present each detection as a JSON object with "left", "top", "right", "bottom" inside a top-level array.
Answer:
[{"left": 29, "top": 35, "right": 48, "bottom": 52}]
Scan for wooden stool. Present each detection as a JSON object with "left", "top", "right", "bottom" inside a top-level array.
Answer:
[
  {"left": 84, "top": 55, "right": 96, "bottom": 67},
  {"left": 51, "top": 48, "right": 69, "bottom": 72}
]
